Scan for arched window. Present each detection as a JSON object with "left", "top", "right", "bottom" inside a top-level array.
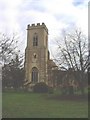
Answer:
[
  {"left": 33, "top": 33, "right": 38, "bottom": 46},
  {"left": 31, "top": 67, "right": 38, "bottom": 83}
]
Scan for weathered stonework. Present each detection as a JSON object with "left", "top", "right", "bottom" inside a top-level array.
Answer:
[{"left": 25, "top": 23, "right": 49, "bottom": 86}]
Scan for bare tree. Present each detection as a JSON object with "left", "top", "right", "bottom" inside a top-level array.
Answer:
[
  {"left": 0, "top": 33, "right": 25, "bottom": 89},
  {"left": 55, "top": 28, "right": 89, "bottom": 94},
  {"left": 0, "top": 33, "right": 19, "bottom": 65}
]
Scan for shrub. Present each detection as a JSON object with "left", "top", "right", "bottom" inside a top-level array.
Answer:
[
  {"left": 68, "top": 86, "right": 74, "bottom": 95},
  {"left": 61, "top": 86, "right": 68, "bottom": 95},
  {"left": 48, "top": 87, "right": 54, "bottom": 94},
  {"left": 33, "top": 82, "right": 48, "bottom": 93}
]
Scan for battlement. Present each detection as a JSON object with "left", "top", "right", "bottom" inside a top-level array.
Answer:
[{"left": 27, "top": 23, "right": 48, "bottom": 33}]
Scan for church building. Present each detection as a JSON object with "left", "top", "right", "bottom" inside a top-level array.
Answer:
[{"left": 24, "top": 23, "right": 57, "bottom": 87}]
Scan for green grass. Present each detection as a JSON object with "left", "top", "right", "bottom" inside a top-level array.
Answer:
[{"left": 2, "top": 91, "right": 88, "bottom": 118}]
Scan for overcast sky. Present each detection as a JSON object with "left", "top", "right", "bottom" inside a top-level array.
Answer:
[{"left": 0, "top": 0, "right": 88, "bottom": 57}]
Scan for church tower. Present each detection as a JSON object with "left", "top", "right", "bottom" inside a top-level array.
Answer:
[{"left": 25, "top": 23, "right": 48, "bottom": 86}]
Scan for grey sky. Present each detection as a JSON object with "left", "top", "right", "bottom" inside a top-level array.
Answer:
[{"left": 0, "top": 0, "right": 88, "bottom": 57}]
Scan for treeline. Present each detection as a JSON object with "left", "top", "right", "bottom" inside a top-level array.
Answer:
[{"left": 0, "top": 33, "right": 25, "bottom": 90}]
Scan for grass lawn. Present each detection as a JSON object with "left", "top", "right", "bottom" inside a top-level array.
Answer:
[{"left": 2, "top": 91, "right": 88, "bottom": 118}]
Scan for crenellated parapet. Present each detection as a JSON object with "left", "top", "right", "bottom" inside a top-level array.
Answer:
[{"left": 27, "top": 22, "right": 48, "bottom": 33}]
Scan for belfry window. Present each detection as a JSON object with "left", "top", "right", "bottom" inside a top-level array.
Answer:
[{"left": 33, "top": 33, "right": 38, "bottom": 46}]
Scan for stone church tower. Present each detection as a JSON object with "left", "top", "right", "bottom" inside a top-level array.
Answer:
[{"left": 25, "top": 23, "right": 49, "bottom": 86}]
